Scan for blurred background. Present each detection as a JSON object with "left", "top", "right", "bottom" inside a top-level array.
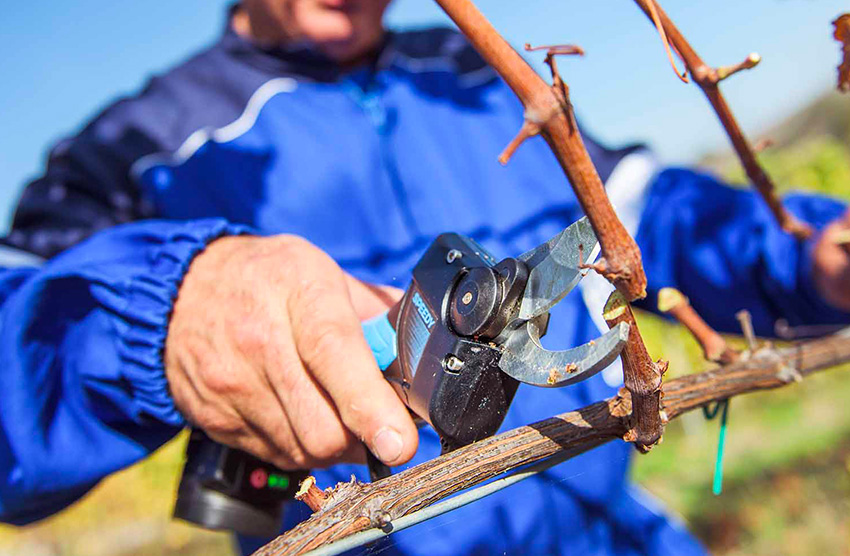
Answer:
[{"left": 1, "top": 0, "right": 849, "bottom": 554}]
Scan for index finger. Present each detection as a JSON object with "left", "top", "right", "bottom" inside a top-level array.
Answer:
[{"left": 289, "top": 272, "right": 418, "bottom": 466}]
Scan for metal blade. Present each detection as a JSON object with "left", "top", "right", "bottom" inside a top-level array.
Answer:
[
  {"left": 498, "top": 321, "right": 629, "bottom": 388},
  {"left": 517, "top": 216, "right": 600, "bottom": 320}
]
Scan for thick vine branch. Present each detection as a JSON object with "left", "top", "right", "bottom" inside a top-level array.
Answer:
[
  {"left": 432, "top": 0, "right": 647, "bottom": 300},
  {"left": 254, "top": 329, "right": 850, "bottom": 556},
  {"left": 633, "top": 0, "right": 813, "bottom": 240},
  {"left": 604, "top": 291, "right": 667, "bottom": 451}
]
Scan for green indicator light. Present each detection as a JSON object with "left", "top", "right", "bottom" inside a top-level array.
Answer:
[{"left": 267, "top": 474, "right": 290, "bottom": 490}]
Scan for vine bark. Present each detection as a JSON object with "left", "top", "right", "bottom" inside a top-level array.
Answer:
[
  {"left": 604, "top": 292, "right": 667, "bottom": 451},
  {"left": 254, "top": 329, "right": 850, "bottom": 556}
]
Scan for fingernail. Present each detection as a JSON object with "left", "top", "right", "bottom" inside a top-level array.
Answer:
[{"left": 372, "top": 427, "right": 403, "bottom": 463}]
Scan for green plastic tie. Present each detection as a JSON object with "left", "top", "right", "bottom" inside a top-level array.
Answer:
[{"left": 702, "top": 399, "right": 730, "bottom": 496}]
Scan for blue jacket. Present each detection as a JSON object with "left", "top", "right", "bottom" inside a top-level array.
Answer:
[{"left": 1, "top": 20, "right": 848, "bottom": 556}]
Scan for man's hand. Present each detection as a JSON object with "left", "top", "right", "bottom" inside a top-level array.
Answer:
[
  {"left": 812, "top": 209, "right": 850, "bottom": 312},
  {"left": 165, "top": 235, "right": 418, "bottom": 470}
]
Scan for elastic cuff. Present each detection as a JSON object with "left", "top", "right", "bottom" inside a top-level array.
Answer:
[{"left": 118, "top": 219, "right": 250, "bottom": 425}]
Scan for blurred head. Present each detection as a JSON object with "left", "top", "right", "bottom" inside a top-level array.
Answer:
[{"left": 234, "top": 0, "right": 393, "bottom": 65}]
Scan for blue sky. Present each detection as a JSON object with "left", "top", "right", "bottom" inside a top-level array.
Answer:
[{"left": 1, "top": 0, "right": 846, "bottom": 228}]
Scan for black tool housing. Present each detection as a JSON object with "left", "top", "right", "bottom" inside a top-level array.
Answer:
[
  {"left": 386, "top": 234, "right": 525, "bottom": 451},
  {"left": 174, "top": 429, "right": 308, "bottom": 536}
]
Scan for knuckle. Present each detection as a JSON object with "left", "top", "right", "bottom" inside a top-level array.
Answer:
[
  {"left": 277, "top": 234, "right": 314, "bottom": 255},
  {"left": 182, "top": 335, "right": 216, "bottom": 377},
  {"left": 312, "top": 322, "right": 348, "bottom": 355},
  {"left": 288, "top": 388, "right": 324, "bottom": 427},
  {"left": 194, "top": 407, "right": 241, "bottom": 437},
  {"left": 236, "top": 438, "right": 283, "bottom": 468},
  {"left": 301, "top": 321, "right": 349, "bottom": 367},
  {"left": 232, "top": 318, "right": 269, "bottom": 356},
  {"left": 269, "top": 358, "right": 303, "bottom": 395},
  {"left": 304, "top": 427, "right": 350, "bottom": 462},
  {"left": 244, "top": 235, "right": 311, "bottom": 282},
  {"left": 199, "top": 364, "right": 244, "bottom": 397},
  {"left": 267, "top": 433, "right": 307, "bottom": 468},
  {"left": 268, "top": 235, "right": 320, "bottom": 273},
  {"left": 288, "top": 449, "right": 310, "bottom": 469},
  {"left": 295, "top": 277, "right": 334, "bottom": 312}
]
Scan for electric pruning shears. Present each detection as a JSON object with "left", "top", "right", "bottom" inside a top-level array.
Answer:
[
  {"left": 362, "top": 215, "right": 629, "bottom": 451},
  {"left": 174, "top": 216, "right": 630, "bottom": 536}
]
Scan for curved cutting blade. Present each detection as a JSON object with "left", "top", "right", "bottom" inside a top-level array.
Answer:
[
  {"left": 499, "top": 321, "right": 629, "bottom": 388},
  {"left": 517, "top": 216, "right": 600, "bottom": 321}
]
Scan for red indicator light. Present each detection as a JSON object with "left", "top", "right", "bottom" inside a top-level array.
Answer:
[{"left": 249, "top": 468, "right": 268, "bottom": 489}]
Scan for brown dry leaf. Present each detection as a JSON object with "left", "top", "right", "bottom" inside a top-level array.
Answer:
[{"left": 832, "top": 14, "right": 850, "bottom": 92}]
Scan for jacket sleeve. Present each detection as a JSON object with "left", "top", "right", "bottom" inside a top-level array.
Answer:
[
  {"left": 0, "top": 78, "right": 246, "bottom": 524},
  {"left": 0, "top": 219, "right": 246, "bottom": 525},
  {"left": 634, "top": 167, "right": 850, "bottom": 336}
]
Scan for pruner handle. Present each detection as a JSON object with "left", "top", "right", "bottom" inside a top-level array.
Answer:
[{"left": 361, "top": 310, "right": 399, "bottom": 371}]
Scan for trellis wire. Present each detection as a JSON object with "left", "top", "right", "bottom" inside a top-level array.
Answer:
[{"left": 299, "top": 449, "right": 580, "bottom": 556}]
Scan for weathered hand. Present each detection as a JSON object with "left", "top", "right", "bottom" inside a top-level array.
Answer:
[
  {"left": 812, "top": 209, "right": 850, "bottom": 312},
  {"left": 165, "top": 235, "right": 418, "bottom": 470}
]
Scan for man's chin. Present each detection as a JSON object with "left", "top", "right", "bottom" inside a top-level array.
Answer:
[
  {"left": 309, "top": 23, "right": 383, "bottom": 63},
  {"left": 303, "top": 24, "right": 357, "bottom": 49}
]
